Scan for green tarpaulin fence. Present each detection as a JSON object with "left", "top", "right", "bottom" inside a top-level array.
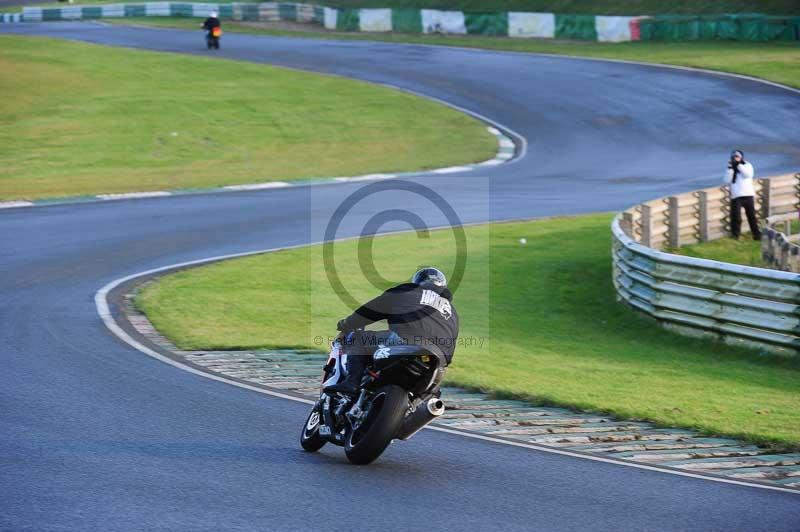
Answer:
[
  {"left": 218, "top": 4, "right": 233, "bottom": 19},
  {"left": 639, "top": 14, "right": 800, "bottom": 41},
  {"left": 312, "top": 5, "right": 324, "bottom": 23},
  {"left": 236, "top": 3, "right": 259, "bottom": 21},
  {"left": 124, "top": 4, "right": 145, "bottom": 17},
  {"left": 336, "top": 8, "right": 359, "bottom": 31},
  {"left": 465, "top": 12, "right": 508, "bottom": 36},
  {"left": 171, "top": 3, "right": 192, "bottom": 17},
  {"left": 278, "top": 3, "right": 295, "bottom": 21},
  {"left": 391, "top": 8, "right": 422, "bottom": 33},
  {"left": 41, "top": 8, "right": 61, "bottom": 21},
  {"left": 81, "top": 6, "right": 102, "bottom": 18},
  {"left": 555, "top": 14, "right": 598, "bottom": 40}
]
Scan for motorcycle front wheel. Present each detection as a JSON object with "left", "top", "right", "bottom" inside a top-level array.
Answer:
[
  {"left": 344, "top": 385, "right": 408, "bottom": 465},
  {"left": 300, "top": 403, "right": 326, "bottom": 452}
]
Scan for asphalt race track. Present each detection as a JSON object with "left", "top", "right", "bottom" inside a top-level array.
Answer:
[{"left": 2, "top": 23, "right": 800, "bottom": 531}]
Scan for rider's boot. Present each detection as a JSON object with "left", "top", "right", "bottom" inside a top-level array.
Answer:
[{"left": 323, "top": 355, "right": 367, "bottom": 396}]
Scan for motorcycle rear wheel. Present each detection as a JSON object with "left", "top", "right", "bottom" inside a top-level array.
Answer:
[
  {"left": 344, "top": 385, "right": 408, "bottom": 465},
  {"left": 300, "top": 404, "right": 326, "bottom": 452}
]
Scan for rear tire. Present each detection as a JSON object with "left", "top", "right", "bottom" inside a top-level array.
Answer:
[
  {"left": 344, "top": 385, "right": 408, "bottom": 465},
  {"left": 300, "top": 404, "right": 326, "bottom": 452}
]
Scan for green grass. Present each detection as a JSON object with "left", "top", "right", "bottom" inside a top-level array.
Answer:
[
  {"left": 675, "top": 237, "right": 764, "bottom": 266},
  {"left": 0, "top": 36, "right": 494, "bottom": 200},
  {"left": 675, "top": 219, "right": 800, "bottom": 268},
  {"left": 108, "top": 18, "right": 800, "bottom": 89},
  {"left": 7, "top": 0, "right": 799, "bottom": 15},
  {"left": 137, "top": 214, "right": 800, "bottom": 449}
]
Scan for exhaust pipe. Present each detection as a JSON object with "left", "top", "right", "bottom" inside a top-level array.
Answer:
[
  {"left": 397, "top": 397, "right": 445, "bottom": 441},
  {"left": 427, "top": 397, "right": 445, "bottom": 416}
]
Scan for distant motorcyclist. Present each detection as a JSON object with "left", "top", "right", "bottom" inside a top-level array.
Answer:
[
  {"left": 324, "top": 267, "right": 459, "bottom": 395},
  {"left": 202, "top": 11, "right": 221, "bottom": 32},
  {"left": 202, "top": 11, "right": 221, "bottom": 49}
]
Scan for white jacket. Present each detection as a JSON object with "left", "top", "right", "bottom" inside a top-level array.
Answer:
[{"left": 723, "top": 161, "right": 755, "bottom": 199}]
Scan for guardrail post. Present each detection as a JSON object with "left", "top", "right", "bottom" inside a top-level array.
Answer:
[
  {"left": 667, "top": 196, "right": 679, "bottom": 248},
  {"left": 758, "top": 178, "right": 771, "bottom": 219},
  {"left": 761, "top": 229, "right": 772, "bottom": 266},
  {"left": 795, "top": 173, "right": 800, "bottom": 211},
  {"left": 721, "top": 186, "right": 731, "bottom": 237},
  {"left": 697, "top": 190, "right": 709, "bottom": 242},
  {"left": 779, "top": 237, "right": 789, "bottom": 271},
  {"left": 621, "top": 212, "right": 634, "bottom": 238},
  {"left": 640, "top": 204, "right": 652, "bottom": 247}
]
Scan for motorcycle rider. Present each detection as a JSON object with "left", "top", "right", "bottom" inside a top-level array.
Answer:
[
  {"left": 324, "top": 267, "right": 459, "bottom": 396},
  {"left": 202, "top": 11, "right": 221, "bottom": 45}
]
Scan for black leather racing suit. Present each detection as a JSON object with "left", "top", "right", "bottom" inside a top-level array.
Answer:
[
  {"left": 337, "top": 283, "right": 459, "bottom": 365},
  {"left": 202, "top": 17, "right": 221, "bottom": 31}
]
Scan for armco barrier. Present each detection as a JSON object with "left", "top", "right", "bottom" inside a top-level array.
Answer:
[
  {"left": 612, "top": 172, "right": 800, "bottom": 356},
  {"left": 14, "top": 4, "right": 799, "bottom": 42}
]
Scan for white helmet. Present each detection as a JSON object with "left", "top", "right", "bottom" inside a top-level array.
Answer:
[{"left": 210, "top": 11, "right": 218, "bottom": 17}]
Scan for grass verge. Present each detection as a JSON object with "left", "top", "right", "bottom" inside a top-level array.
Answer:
[
  {"left": 0, "top": 36, "right": 495, "bottom": 200},
  {"left": 674, "top": 237, "right": 763, "bottom": 266},
  {"left": 675, "top": 219, "right": 800, "bottom": 267},
  {"left": 137, "top": 214, "right": 800, "bottom": 449},
  {"left": 107, "top": 17, "right": 800, "bottom": 89}
]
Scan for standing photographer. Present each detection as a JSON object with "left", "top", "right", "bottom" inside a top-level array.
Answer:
[{"left": 724, "top": 149, "right": 761, "bottom": 241}]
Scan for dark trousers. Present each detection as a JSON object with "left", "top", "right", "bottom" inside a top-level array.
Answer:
[{"left": 731, "top": 196, "right": 761, "bottom": 239}]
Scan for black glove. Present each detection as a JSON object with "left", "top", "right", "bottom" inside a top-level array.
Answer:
[
  {"left": 337, "top": 318, "right": 347, "bottom": 331},
  {"left": 730, "top": 160, "right": 740, "bottom": 183}
]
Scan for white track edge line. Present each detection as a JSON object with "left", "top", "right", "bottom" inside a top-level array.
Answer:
[
  {"left": 95, "top": 241, "right": 800, "bottom": 496},
  {"left": 95, "top": 245, "right": 318, "bottom": 405},
  {"left": 426, "top": 426, "right": 800, "bottom": 495},
  {"left": 378, "top": 81, "right": 528, "bottom": 164}
]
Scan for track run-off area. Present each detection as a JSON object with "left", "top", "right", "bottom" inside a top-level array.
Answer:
[{"left": 2, "top": 22, "right": 800, "bottom": 532}]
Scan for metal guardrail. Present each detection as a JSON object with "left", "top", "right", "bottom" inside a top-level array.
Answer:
[{"left": 612, "top": 172, "right": 800, "bottom": 356}]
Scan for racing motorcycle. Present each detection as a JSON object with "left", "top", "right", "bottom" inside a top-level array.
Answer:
[
  {"left": 300, "top": 333, "right": 447, "bottom": 464},
  {"left": 205, "top": 26, "right": 221, "bottom": 50}
]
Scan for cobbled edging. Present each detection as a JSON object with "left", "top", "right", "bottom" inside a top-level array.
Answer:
[{"left": 119, "top": 283, "right": 800, "bottom": 491}]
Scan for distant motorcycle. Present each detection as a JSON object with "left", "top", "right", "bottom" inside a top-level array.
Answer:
[
  {"left": 300, "top": 332, "right": 447, "bottom": 464},
  {"left": 205, "top": 26, "right": 221, "bottom": 50}
]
